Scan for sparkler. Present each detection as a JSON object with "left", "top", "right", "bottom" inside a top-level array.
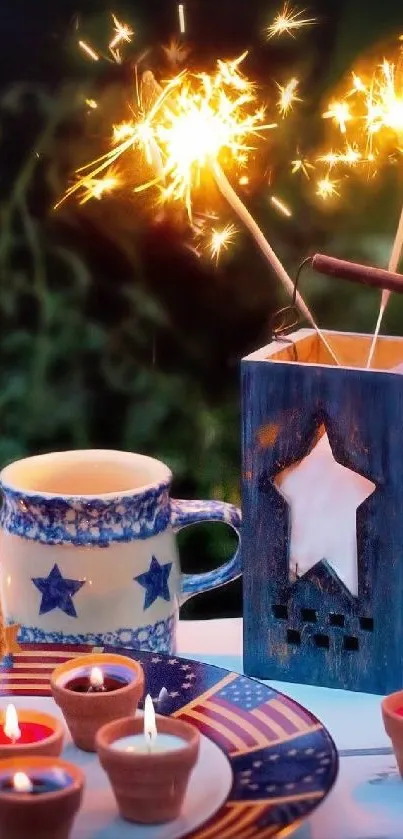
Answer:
[
  {"left": 319, "top": 46, "right": 403, "bottom": 365},
  {"left": 60, "top": 36, "right": 338, "bottom": 361},
  {"left": 266, "top": 2, "right": 316, "bottom": 40}
]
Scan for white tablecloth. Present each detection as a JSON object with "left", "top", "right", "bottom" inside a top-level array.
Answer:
[{"left": 177, "top": 618, "right": 401, "bottom": 839}]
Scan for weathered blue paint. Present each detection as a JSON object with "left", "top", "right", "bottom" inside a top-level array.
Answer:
[{"left": 241, "top": 330, "right": 403, "bottom": 694}]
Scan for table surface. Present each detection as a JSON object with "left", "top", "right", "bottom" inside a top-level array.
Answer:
[{"left": 177, "top": 618, "right": 401, "bottom": 839}]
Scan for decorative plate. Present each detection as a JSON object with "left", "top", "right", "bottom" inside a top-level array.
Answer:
[{"left": 0, "top": 645, "right": 338, "bottom": 838}]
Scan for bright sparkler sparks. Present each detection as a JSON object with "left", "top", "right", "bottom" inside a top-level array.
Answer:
[
  {"left": 276, "top": 77, "right": 301, "bottom": 115},
  {"left": 270, "top": 195, "right": 292, "bottom": 216},
  {"left": 79, "top": 174, "right": 120, "bottom": 204},
  {"left": 267, "top": 2, "right": 316, "bottom": 39},
  {"left": 291, "top": 155, "right": 314, "bottom": 178},
  {"left": 322, "top": 100, "right": 352, "bottom": 134},
  {"left": 109, "top": 14, "right": 134, "bottom": 53},
  {"left": 316, "top": 176, "right": 339, "bottom": 200},
  {"left": 60, "top": 53, "right": 276, "bottom": 222},
  {"left": 317, "top": 45, "right": 403, "bottom": 203},
  {"left": 78, "top": 40, "right": 99, "bottom": 62},
  {"left": 210, "top": 223, "right": 238, "bottom": 262},
  {"left": 178, "top": 4, "right": 186, "bottom": 34}
]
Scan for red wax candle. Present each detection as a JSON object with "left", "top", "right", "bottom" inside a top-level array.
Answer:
[
  {"left": 395, "top": 707, "right": 403, "bottom": 717},
  {"left": 0, "top": 708, "right": 64, "bottom": 760},
  {"left": 0, "top": 723, "right": 53, "bottom": 746}
]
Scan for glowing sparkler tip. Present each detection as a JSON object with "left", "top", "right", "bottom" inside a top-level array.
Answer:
[
  {"left": 62, "top": 54, "right": 274, "bottom": 225},
  {"left": 267, "top": 2, "right": 316, "bottom": 39}
]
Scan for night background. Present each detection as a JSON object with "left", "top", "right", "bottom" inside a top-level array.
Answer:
[{"left": 1, "top": 0, "right": 403, "bottom": 619}]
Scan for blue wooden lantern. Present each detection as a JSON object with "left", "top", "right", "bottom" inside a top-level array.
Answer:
[{"left": 242, "top": 328, "right": 403, "bottom": 694}]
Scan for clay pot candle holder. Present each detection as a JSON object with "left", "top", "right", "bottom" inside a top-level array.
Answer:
[
  {"left": 382, "top": 690, "right": 403, "bottom": 775},
  {"left": 50, "top": 653, "right": 144, "bottom": 752},
  {"left": 0, "top": 755, "right": 84, "bottom": 839},
  {"left": 96, "top": 696, "right": 200, "bottom": 824},
  {"left": 0, "top": 704, "right": 64, "bottom": 759}
]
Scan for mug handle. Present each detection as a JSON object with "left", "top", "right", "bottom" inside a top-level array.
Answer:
[{"left": 170, "top": 499, "right": 241, "bottom": 604}]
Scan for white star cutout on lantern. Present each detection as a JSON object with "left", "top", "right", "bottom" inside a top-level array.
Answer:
[{"left": 275, "top": 431, "right": 375, "bottom": 596}]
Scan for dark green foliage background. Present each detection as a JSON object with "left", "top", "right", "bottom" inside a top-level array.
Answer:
[{"left": 1, "top": 0, "right": 403, "bottom": 617}]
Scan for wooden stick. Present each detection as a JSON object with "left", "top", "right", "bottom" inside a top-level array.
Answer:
[
  {"left": 366, "top": 204, "right": 403, "bottom": 368},
  {"left": 210, "top": 163, "right": 340, "bottom": 364},
  {"left": 311, "top": 253, "right": 403, "bottom": 294}
]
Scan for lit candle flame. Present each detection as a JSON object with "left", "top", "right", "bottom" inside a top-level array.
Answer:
[
  {"left": 4, "top": 704, "right": 21, "bottom": 743},
  {"left": 89, "top": 666, "right": 104, "bottom": 690},
  {"left": 13, "top": 772, "right": 33, "bottom": 793},
  {"left": 144, "top": 693, "right": 157, "bottom": 751}
]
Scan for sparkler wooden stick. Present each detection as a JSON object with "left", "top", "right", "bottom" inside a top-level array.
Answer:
[
  {"left": 211, "top": 161, "right": 340, "bottom": 364},
  {"left": 366, "top": 204, "right": 403, "bottom": 369}
]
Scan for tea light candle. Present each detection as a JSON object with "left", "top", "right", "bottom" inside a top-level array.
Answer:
[
  {"left": 50, "top": 653, "right": 144, "bottom": 752},
  {"left": 0, "top": 705, "right": 64, "bottom": 759},
  {"left": 0, "top": 756, "right": 84, "bottom": 839},
  {"left": 96, "top": 695, "right": 200, "bottom": 824},
  {"left": 65, "top": 665, "right": 127, "bottom": 694},
  {"left": 113, "top": 695, "right": 186, "bottom": 754},
  {"left": 0, "top": 769, "right": 68, "bottom": 795}
]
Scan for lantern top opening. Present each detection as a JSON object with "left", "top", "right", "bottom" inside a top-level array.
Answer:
[{"left": 244, "top": 328, "right": 403, "bottom": 372}]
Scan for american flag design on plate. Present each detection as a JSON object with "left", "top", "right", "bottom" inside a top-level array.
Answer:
[{"left": 0, "top": 644, "right": 337, "bottom": 837}]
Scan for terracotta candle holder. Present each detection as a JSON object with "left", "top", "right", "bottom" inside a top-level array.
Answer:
[
  {"left": 96, "top": 714, "right": 200, "bottom": 823},
  {"left": 0, "top": 705, "right": 64, "bottom": 759},
  {"left": 0, "top": 755, "right": 84, "bottom": 839},
  {"left": 50, "top": 653, "right": 144, "bottom": 752},
  {"left": 382, "top": 690, "right": 403, "bottom": 775}
]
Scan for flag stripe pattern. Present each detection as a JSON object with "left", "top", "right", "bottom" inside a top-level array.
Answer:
[{"left": 0, "top": 644, "right": 337, "bottom": 838}]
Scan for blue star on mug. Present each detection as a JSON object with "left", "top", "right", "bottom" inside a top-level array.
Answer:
[
  {"left": 134, "top": 556, "right": 172, "bottom": 610},
  {"left": 32, "top": 564, "right": 85, "bottom": 618}
]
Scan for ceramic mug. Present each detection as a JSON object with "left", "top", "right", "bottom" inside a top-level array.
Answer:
[{"left": 0, "top": 450, "right": 241, "bottom": 652}]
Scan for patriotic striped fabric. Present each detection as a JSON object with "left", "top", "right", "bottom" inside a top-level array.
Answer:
[{"left": 0, "top": 645, "right": 337, "bottom": 838}]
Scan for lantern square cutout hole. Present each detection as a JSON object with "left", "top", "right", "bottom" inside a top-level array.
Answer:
[
  {"left": 301, "top": 608, "right": 317, "bottom": 623},
  {"left": 314, "top": 634, "right": 330, "bottom": 649},
  {"left": 274, "top": 427, "right": 376, "bottom": 597},
  {"left": 359, "top": 617, "right": 374, "bottom": 632},
  {"left": 329, "top": 613, "right": 345, "bottom": 628},
  {"left": 344, "top": 635, "right": 359, "bottom": 652},
  {"left": 287, "top": 629, "right": 301, "bottom": 645},
  {"left": 272, "top": 604, "right": 288, "bottom": 620}
]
